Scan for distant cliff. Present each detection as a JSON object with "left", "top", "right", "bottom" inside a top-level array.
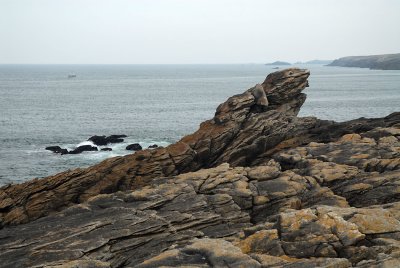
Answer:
[{"left": 328, "top": 53, "right": 400, "bottom": 70}]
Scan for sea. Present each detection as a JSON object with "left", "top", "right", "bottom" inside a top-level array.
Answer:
[{"left": 1, "top": 64, "right": 399, "bottom": 186}]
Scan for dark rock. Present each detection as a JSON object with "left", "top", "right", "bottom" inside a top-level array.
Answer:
[
  {"left": 88, "top": 135, "right": 108, "bottom": 146},
  {"left": 68, "top": 145, "right": 98, "bottom": 154},
  {"left": 108, "top": 138, "right": 124, "bottom": 144},
  {"left": 88, "top": 134, "right": 127, "bottom": 146},
  {"left": 46, "top": 146, "right": 69, "bottom": 155},
  {"left": 107, "top": 134, "right": 127, "bottom": 139},
  {"left": 101, "top": 148, "right": 112, "bottom": 151},
  {"left": 105, "top": 135, "right": 126, "bottom": 144},
  {"left": 45, "top": 146, "right": 63, "bottom": 153},
  {"left": 148, "top": 144, "right": 158, "bottom": 149},
  {"left": 126, "top": 143, "right": 142, "bottom": 151},
  {"left": 60, "top": 149, "right": 69, "bottom": 155}
]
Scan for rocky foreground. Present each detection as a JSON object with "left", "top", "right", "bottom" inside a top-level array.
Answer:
[{"left": 1, "top": 68, "right": 400, "bottom": 267}]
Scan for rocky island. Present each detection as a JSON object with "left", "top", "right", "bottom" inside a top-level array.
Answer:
[
  {"left": 0, "top": 68, "right": 399, "bottom": 267},
  {"left": 265, "top": 61, "right": 291, "bottom": 66},
  {"left": 328, "top": 53, "right": 400, "bottom": 70}
]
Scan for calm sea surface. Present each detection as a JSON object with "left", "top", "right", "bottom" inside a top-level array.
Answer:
[{"left": 0, "top": 64, "right": 399, "bottom": 185}]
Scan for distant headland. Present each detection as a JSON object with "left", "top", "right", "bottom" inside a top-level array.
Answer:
[
  {"left": 266, "top": 60, "right": 333, "bottom": 66},
  {"left": 265, "top": 61, "right": 291, "bottom": 66},
  {"left": 296, "top": 60, "right": 333, "bottom": 65},
  {"left": 328, "top": 53, "right": 400, "bottom": 70}
]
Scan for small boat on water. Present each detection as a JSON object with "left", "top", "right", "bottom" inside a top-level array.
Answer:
[{"left": 68, "top": 73, "right": 77, "bottom": 78}]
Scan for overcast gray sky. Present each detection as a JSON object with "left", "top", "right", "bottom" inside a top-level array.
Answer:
[{"left": 1, "top": 0, "right": 399, "bottom": 64}]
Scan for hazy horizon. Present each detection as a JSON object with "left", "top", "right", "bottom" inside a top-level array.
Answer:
[{"left": 1, "top": 0, "right": 399, "bottom": 64}]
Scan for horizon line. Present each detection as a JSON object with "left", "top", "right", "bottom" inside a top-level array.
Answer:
[{"left": 0, "top": 62, "right": 332, "bottom": 65}]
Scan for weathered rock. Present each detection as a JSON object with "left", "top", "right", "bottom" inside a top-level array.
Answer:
[
  {"left": 137, "top": 239, "right": 261, "bottom": 268},
  {"left": 0, "top": 68, "right": 400, "bottom": 267},
  {"left": 0, "top": 162, "right": 400, "bottom": 267},
  {"left": 126, "top": 143, "right": 142, "bottom": 151}
]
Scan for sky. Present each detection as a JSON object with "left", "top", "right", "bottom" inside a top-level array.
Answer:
[{"left": 0, "top": 0, "right": 399, "bottom": 64}]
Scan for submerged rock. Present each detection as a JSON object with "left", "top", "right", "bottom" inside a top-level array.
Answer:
[
  {"left": 1, "top": 68, "right": 399, "bottom": 267},
  {"left": 88, "top": 135, "right": 108, "bottom": 145},
  {"left": 68, "top": 145, "right": 98, "bottom": 154},
  {"left": 126, "top": 143, "right": 142, "bottom": 151},
  {"left": 45, "top": 146, "right": 65, "bottom": 153},
  {"left": 60, "top": 148, "right": 69, "bottom": 155},
  {"left": 45, "top": 146, "right": 69, "bottom": 154},
  {"left": 88, "top": 134, "right": 127, "bottom": 146},
  {"left": 148, "top": 144, "right": 158, "bottom": 149},
  {"left": 101, "top": 147, "right": 112, "bottom": 151}
]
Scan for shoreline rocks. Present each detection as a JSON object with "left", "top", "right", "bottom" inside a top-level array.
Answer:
[
  {"left": 45, "top": 134, "right": 129, "bottom": 155},
  {"left": 126, "top": 143, "right": 142, "bottom": 151},
  {"left": 88, "top": 134, "right": 127, "bottom": 146},
  {"left": 68, "top": 145, "right": 98, "bottom": 154},
  {"left": 1, "top": 68, "right": 399, "bottom": 267},
  {"left": 45, "top": 146, "right": 63, "bottom": 153}
]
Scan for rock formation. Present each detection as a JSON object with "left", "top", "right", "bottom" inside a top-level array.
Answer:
[
  {"left": 89, "top": 135, "right": 127, "bottom": 146},
  {"left": 126, "top": 143, "right": 143, "bottom": 151},
  {"left": 0, "top": 68, "right": 399, "bottom": 267}
]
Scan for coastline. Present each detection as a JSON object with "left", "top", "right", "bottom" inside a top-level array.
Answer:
[{"left": 0, "top": 68, "right": 400, "bottom": 267}]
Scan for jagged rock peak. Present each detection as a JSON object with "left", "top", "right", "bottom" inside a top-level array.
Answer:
[{"left": 214, "top": 68, "right": 309, "bottom": 124}]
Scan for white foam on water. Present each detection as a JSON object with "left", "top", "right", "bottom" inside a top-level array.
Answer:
[
  {"left": 76, "top": 140, "right": 97, "bottom": 148},
  {"left": 44, "top": 139, "right": 171, "bottom": 159}
]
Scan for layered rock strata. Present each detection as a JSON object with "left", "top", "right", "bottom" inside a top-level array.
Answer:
[{"left": 0, "top": 68, "right": 399, "bottom": 267}]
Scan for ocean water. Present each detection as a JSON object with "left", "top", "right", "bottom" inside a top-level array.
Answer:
[{"left": 0, "top": 64, "right": 399, "bottom": 185}]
